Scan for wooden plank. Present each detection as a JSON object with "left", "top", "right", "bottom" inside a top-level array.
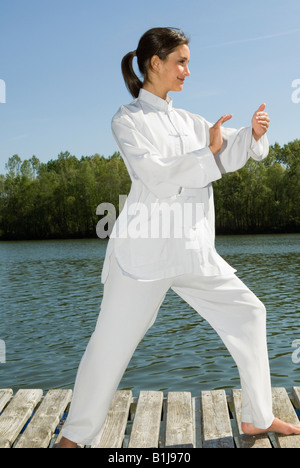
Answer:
[
  {"left": 202, "top": 390, "right": 234, "bottom": 448},
  {"left": 0, "top": 389, "right": 43, "bottom": 448},
  {"left": 15, "top": 389, "right": 72, "bottom": 448},
  {"left": 128, "top": 391, "right": 163, "bottom": 448},
  {"left": 165, "top": 392, "right": 194, "bottom": 448},
  {"left": 95, "top": 390, "right": 132, "bottom": 448},
  {"left": 272, "top": 387, "right": 300, "bottom": 448},
  {"left": 293, "top": 387, "right": 300, "bottom": 408},
  {"left": 0, "top": 386, "right": 299, "bottom": 449},
  {"left": 0, "top": 438, "right": 11, "bottom": 448},
  {"left": 0, "top": 389, "right": 13, "bottom": 413},
  {"left": 232, "top": 389, "right": 272, "bottom": 448}
]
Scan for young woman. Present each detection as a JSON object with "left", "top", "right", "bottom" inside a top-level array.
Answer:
[{"left": 58, "top": 27, "right": 300, "bottom": 447}]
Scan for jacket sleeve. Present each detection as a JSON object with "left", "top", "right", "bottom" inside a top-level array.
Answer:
[
  {"left": 204, "top": 120, "right": 269, "bottom": 174},
  {"left": 111, "top": 114, "right": 222, "bottom": 199}
]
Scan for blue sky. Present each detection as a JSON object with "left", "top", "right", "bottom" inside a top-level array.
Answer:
[{"left": 0, "top": 0, "right": 299, "bottom": 174}]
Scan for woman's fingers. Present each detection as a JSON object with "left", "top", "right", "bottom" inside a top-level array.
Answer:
[
  {"left": 256, "top": 113, "right": 270, "bottom": 123},
  {"left": 252, "top": 104, "right": 270, "bottom": 138},
  {"left": 209, "top": 114, "right": 233, "bottom": 155},
  {"left": 255, "top": 112, "right": 270, "bottom": 129},
  {"left": 218, "top": 114, "right": 233, "bottom": 124},
  {"left": 214, "top": 114, "right": 233, "bottom": 127},
  {"left": 256, "top": 103, "right": 266, "bottom": 113},
  {"left": 223, "top": 113, "right": 233, "bottom": 122}
]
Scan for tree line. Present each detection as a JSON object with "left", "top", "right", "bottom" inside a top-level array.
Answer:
[{"left": 0, "top": 140, "right": 299, "bottom": 240}]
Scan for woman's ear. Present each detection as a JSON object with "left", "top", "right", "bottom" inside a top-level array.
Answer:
[{"left": 150, "top": 55, "right": 161, "bottom": 73}]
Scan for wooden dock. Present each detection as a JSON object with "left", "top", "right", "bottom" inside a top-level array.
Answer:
[{"left": 0, "top": 387, "right": 300, "bottom": 448}]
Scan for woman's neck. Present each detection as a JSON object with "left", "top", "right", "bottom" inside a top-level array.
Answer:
[{"left": 142, "top": 81, "right": 168, "bottom": 101}]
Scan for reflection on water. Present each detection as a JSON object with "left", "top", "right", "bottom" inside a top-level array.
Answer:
[{"left": 0, "top": 234, "right": 299, "bottom": 395}]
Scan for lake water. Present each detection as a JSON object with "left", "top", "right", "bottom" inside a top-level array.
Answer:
[{"left": 0, "top": 234, "right": 299, "bottom": 396}]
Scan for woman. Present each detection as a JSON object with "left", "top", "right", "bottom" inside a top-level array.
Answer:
[{"left": 59, "top": 27, "right": 300, "bottom": 447}]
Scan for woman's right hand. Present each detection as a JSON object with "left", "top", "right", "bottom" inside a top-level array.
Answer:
[{"left": 209, "top": 114, "right": 232, "bottom": 155}]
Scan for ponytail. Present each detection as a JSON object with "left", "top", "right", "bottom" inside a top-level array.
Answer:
[{"left": 121, "top": 50, "right": 143, "bottom": 99}]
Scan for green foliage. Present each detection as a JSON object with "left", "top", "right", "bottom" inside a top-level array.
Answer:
[
  {"left": 213, "top": 139, "right": 300, "bottom": 234},
  {"left": 0, "top": 141, "right": 299, "bottom": 240},
  {"left": 0, "top": 151, "right": 131, "bottom": 240}
]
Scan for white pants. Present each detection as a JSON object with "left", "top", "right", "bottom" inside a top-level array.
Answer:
[{"left": 62, "top": 253, "right": 275, "bottom": 446}]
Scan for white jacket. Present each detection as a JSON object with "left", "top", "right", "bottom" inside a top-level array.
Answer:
[{"left": 101, "top": 88, "right": 269, "bottom": 283}]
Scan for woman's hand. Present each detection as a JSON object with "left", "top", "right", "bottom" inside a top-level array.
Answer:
[
  {"left": 252, "top": 103, "right": 270, "bottom": 141},
  {"left": 209, "top": 114, "right": 233, "bottom": 155}
]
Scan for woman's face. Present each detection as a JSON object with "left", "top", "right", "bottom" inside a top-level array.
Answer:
[{"left": 154, "top": 44, "right": 191, "bottom": 94}]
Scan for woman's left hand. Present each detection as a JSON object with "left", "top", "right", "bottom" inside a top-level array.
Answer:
[{"left": 252, "top": 103, "right": 270, "bottom": 141}]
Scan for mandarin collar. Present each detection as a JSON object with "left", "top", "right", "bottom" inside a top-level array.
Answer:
[{"left": 138, "top": 88, "right": 173, "bottom": 112}]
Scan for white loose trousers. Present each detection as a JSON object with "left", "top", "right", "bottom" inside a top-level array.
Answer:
[{"left": 62, "top": 252, "right": 275, "bottom": 446}]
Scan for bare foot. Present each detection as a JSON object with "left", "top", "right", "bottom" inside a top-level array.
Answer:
[
  {"left": 55, "top": 436, "right": 78, "bottom": 448},
  {"left": 242, "top": 418, "right": 300, "bottom": 436}
]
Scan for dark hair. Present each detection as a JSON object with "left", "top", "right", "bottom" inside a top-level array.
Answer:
[{"left": 121, "top": 27, "right": 189, "bottom": 98}]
